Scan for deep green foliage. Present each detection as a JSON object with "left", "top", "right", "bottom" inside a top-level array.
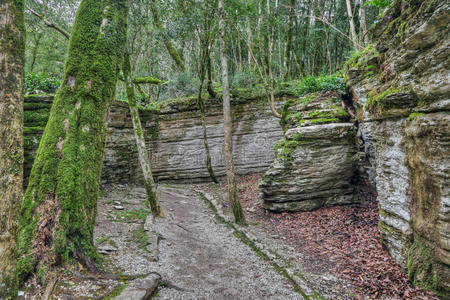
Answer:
[
  {"left": 365, "top": 0, "right": 392, "bottom": 8},
  {"left": 230, "top": 71, "right": 261, "bottom": 90},
  {"left": 282, "top": 74, "right": 347, "bottom": 97},
  {"left": 25, "top": 73, "right": 61, "bottom": 94}
]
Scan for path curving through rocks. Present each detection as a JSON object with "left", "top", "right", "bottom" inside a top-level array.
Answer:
[{"left": 146, "top": 187, "right": 303, "bottom": 300}]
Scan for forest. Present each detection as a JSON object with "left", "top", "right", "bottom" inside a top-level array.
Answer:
[{"left": 0, "top": 0, "right": 449, "bottom": 299}]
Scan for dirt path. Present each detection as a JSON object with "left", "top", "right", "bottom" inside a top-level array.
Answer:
[{"left": 146, "top": 187, "right": 303, "bottom": 300}]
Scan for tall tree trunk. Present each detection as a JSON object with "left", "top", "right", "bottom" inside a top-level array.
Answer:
[
  {"left": 123, "top": 54, "right": 164, "bottom": 218},
  {"left": 345, "top": 0, "right": 358, "bottom": 48},
  {"left": 359, "top": 0, "right": 369, "bottom": 45},
  {"left": 218, "top": 0, "right": 246, "bottom": 225},
  {"left": 206, "top": 51, "right": 216, "bottom": 98},
  {"left": 197, "top": 74, "right": 218, "bottom": 184},
  {"left": 150, "top": 0, "right": 185, "bottom": 72},
  {"left": 29, "top": 32, "right": 42, "bottom": 74},
  {"left": 284, "top": 0, "right": 295, "bottom": 79},
  {"left": 0, "top": 0, "right": 25, "bottom": 297},
  {"left": 18, "top": 0, "right": 128, "bottom": 282}
]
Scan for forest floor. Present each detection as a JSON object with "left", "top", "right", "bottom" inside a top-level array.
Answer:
[
  {"left": 20, "top": 176, "right": 440, "bottom": 300},
  {"left": 198, "top": 173, "right": 439, "bottom": 300}
]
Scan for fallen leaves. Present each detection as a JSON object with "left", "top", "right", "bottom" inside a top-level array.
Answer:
[{"left": 234, "top": 173, "right": 439, "bottom": 300}]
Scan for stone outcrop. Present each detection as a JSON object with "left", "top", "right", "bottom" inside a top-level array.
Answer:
[
  {"left": 259, "top": 91, "right": 360, "bottom": 211},
  {"left": 346, "top": 1, "right": 449, "bottom": 296},
  {"left": 24, "top": 95, "right": 285, "bottom": 184}
]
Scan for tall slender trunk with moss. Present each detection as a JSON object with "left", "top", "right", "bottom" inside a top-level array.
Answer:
[
  {"left": 18, "top": 0, "right": 128, "bottom": 282},
  {"left": 0, "top": 1, "right": 25, "bottom": 298},
  {"left": 218, "top": 0, "right": 246, "bottom": 224},
  {"left": 197, "top": 77, "right": 218, "bottom": 184},
  {"left": 123, "top": 54, "right": 164, "bottom": 217},
  {"left": 150, "top": 0, "right": 185, "bottom": 72},
  {"left": 206, "top": 52, "right": 216, "bottom": 98},
  {"left": 284, "top": 0, "right": 295, "bottom": 79}
]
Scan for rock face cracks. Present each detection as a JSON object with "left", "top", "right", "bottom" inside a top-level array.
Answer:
[{"left": 346, "top": 1, "right": 449, "bottom": 296}]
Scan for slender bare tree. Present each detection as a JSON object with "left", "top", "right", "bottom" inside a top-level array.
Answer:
[{"left": 218, "top": 0, "right": 246, "bottom": 224}]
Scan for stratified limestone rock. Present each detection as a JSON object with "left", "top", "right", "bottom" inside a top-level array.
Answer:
[
  {"left": 24, "top": 95, "right": 285, "bottom": 184},
  {"left": 346, "top": 1, "right": 449, "bottom": 296},
  {"left": 260, "top": 92, "right": 359, "bottom": 212}
]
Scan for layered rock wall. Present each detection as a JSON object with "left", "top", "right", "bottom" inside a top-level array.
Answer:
[
  {"left": 24, "top": 95, "right": 284, "bottom": 184},
  {"left": 347, "top": 1, "right": 449, "bottom": 296},
  {"left": 259, "top": 91, "right": 360, "bottom": 211}
]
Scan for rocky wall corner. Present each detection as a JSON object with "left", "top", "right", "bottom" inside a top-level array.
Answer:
[
  {"left": 259, "top": 91, "right": 361, "bottom": 211},
  {"left": 346, "top": 0, "right": 449, "bottom": 296}
]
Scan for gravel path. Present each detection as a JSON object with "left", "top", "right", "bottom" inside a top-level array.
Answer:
[{"left": 147, "top": 187, "right": 303, "bottom": 300}]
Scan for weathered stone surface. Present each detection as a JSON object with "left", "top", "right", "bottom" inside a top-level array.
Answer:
[
  {"left": 112, "top": 273, "right": 160, "bottom": 300},
  {"left": 24, "top": 96, "right": 285, "bottom": 184},
  {"left": 260, "top": 92, "right": 359, "bottom": 212},
  {"left": 346, "top": 1, "right": 450, "bottom": 296}
]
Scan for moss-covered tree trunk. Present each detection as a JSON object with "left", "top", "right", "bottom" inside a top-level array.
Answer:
[
  {"left": 123, "top": 54, "right": 164, "bottom": 218},
  {"left": 0, "top": 1, "right": 25, "bottom": 297},
  {"left": 18, "top": 0, "right": 128, "bottom": 281},
  {"left": 218, "top": 0, "right": 246, "bottom": 224},
  {"left": 150, "top": 0, "right": 185, "bottom": 72},
  {"left": 197, "top": 78, "right": 219, "bottom": 184}
]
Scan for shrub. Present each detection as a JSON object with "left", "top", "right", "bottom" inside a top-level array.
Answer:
[
  {"left": 160, "top": 72, "right": 199, "bottom": 100},
  {"left": 230, "top": 71, "right": 261, "bottom": 90},
  {"left": 294, "top": 73, "right": 346, "bottom": 96},
  {"left": 25, "top": 73, "right": 61, "bottom": 94}
]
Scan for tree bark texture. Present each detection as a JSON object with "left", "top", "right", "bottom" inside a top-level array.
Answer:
[
  {"left": 18, "top": 0, "right": 128, "bottom": 282},
  {"left": 151, "top": 0, "right": 185, "bottom": 72},
  {"left": 123, "top": 54, "right": 164, "bottom": 218},
  {"left": 345, "top": 0, "right": 359, "bottom": 48},
  {"left": 0, "top": 0, "right": 25, "bottom": 298},
  {"left": 218, "top": 0, "right": 246, "bottom": 224}
]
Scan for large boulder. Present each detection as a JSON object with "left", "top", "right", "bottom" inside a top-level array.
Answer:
[{"left": 260, "top": 91, "right": 360, "bottom": 211}]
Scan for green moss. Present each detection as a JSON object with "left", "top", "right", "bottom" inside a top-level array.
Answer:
[
  {"left": 96, "top": 236, "right": 118, "bottom": 248},
  {"left": 18, "top": 0, "right": 129, "bottom": 282},
  {"left": 407, "top": 237, "right": 439, "bottom": 293},
  {"left": 103, "top": 283, "right": 127, "bottom": 300},
  {"left": 344, "top": 44, "right": 379, "bottom": 70},
  {"left": 307, "top": 118, "right": 339, "bottom": 124},
  {"left": 107, "top": 209, "right": 150, "bottom": 223},
  {"left": 132, "top": 225, "right": 149, "bottom": 252},
  {"left": 366, "top": 86, "right": 403, "bottom": 112},
  {"left": 408, "top": 112, "right": 425, "bottom": 121}
]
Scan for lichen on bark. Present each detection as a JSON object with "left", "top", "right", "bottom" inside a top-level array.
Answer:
[
  {"left": 0, "top": 0, "right": 25, "bottom": 298},
  {"left": 17, "top": 0, "right": 128, "bottom": 282}
]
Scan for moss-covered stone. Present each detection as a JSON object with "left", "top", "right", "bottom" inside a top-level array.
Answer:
[{"left": 407, "top": 237, "right": 441, "bottom": 293}]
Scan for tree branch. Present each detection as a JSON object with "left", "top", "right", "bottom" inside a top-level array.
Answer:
[{"left": 26, "top": 5, "right": 70, "bottom": 39}]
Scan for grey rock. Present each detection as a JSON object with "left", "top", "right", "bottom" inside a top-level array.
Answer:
[
  {"left": 112, "top": 274, "right": 160, "bottom": 300},
  {"left": 346, "top": 1, "right": 450, "bottom": 294}
]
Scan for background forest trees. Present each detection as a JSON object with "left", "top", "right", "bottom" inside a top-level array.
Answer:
[{"left": 25, "top": 0, "right": 381, "bottom": 102}]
